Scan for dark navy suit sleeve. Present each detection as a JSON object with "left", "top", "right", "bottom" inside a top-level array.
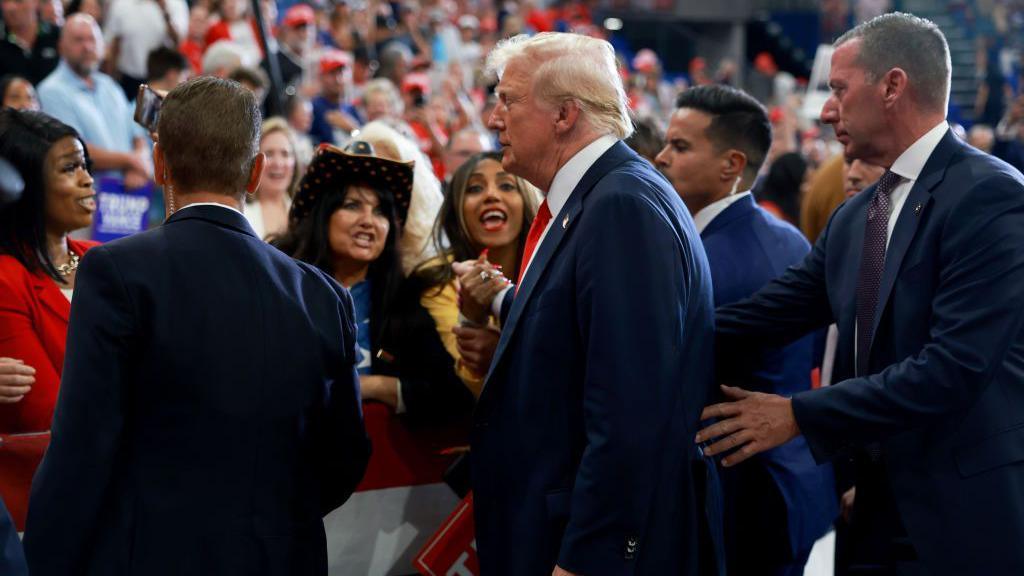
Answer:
[
  {"left": 24, "top": 246, "right": 135, "bottom": 574},
  {"left": 556, "top": 187, "right": 697, "bottom": 573},
  {"left": 792, "top": 174, "right": 1024, "bottom": 461},
  {"left": 315, "top": 277, "right": 371, "bottom": 516}
]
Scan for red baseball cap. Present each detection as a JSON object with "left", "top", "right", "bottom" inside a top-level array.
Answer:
[
  {"left": 319, "top": 50, "right": 351, "bottom": 75},
  {"left": 401, "top": 72, "right": 431, "bottom": 95},
  {"left": 283, "top": 4, "right": 315, "bottom": 28}
]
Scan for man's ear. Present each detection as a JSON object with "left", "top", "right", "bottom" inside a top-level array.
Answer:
[
  {"left": 245, "top": 153, "right": 266, "bottom": 195},
  {"left": 881, "top": 67, "right": 909, "bottom": 107},
  {"left": 553, "top": 99, "right": 582, "bottom": 135},
  {"left": 721, "top": 149, "right": 748, "bottom": 182},
  {"left": 153, "top": 143, "right": 166, "bottom": 186}
]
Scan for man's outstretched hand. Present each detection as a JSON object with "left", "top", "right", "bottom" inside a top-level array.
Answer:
[{"left": 695, "top": 385, "right": 801, "bottom": 467}]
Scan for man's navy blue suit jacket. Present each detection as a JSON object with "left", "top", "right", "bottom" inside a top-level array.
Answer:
[
  {"left": 701, "top": 194, "right": 837, "bottom": 560},
  {"left": 472, "top": 142, "right": 723, "bottom": 576},
  {"left": 717, "top": 131, "right": 1024, "bottom": 575},
  {"left": 23, "top": 205, "right": 370, "bottom": 575}
]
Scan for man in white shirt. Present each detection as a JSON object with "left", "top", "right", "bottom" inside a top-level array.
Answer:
[
  {"left": 656, "top": 84, "right": 837, "bottom": 576},
  {"left": 697, "top": 13, "right": 1024, "bottom": 575},
  {"left": 104, "top": 0, "right": 188, "bottom": 99}
]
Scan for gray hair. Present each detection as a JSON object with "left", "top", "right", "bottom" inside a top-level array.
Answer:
[
  {"left": 485, "top": 32, "right": 633, "bottom": 140},
  {"left": 201, "top": 41, "right": 247, "bottom": 75},
  {"left": 362, "top": 78, "right": 404, "bottom": 116},
  {"left": 158, "top": 76, "right": 261, "bottom": 195},
  {"left": 835, "top": 12, "right": 951, "bottom": 112},
  {"left": 356, "top": 120, "right": 445, "bottom": 273}
]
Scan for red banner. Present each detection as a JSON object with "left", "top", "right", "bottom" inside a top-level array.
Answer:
[
  {"left": 414, "top": 492, "right": 478, "bottom": 576},
  {"left": 0, "top": 432, "right": 49, "bottom": 531}
]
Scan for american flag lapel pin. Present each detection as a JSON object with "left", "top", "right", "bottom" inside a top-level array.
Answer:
[{"left": 914, "top": 203, "right": 922, "bottom": 215}]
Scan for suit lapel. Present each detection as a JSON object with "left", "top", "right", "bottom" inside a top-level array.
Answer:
[
  {"left": 870, "top": 131, "right": 957, "bottom": 341},
  {"left": 32, "top": 274, "right": 70, "bottom": 324},
  {"left": 482, "top": 142, "right": 635, "bottom": 389}
]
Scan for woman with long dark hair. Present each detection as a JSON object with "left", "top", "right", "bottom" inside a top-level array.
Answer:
[
  {"left": 412, "top": 150, "right": 539, "bottom": 396},
  {"left": 0, "top": 109, "right": 97, "bottom": 432}
]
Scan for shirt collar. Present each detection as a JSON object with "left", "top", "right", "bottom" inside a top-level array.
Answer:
[
  {"left": 889, "top": 121, "right": 948, "bottom": 182},
  {"left": 176, "top": 201, "right": 245, "bottom": 217},
  {"left": 545, "top": 134, "right": 617, "bottom": 217},
  {"left": 56, "top": 60, "right": 98, "bottom": 92},
  {"left": 693, "top": 190, "right": 752, "bottom": 233}
]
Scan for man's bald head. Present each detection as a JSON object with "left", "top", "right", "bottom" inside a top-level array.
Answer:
[{"left": 60, "top": 14, "right": 104, "bottom": 78}]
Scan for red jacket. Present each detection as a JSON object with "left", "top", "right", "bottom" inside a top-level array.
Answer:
[{"left": 0, "top": 239, "right": 99, "bottom": 433}]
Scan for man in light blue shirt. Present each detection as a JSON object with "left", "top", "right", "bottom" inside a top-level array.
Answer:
[{"left": 37, "top": 14, "right": 150, "bottom": 188}]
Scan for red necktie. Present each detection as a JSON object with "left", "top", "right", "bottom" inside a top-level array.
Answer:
[{"left": 516, "top": 200, "right": 552, "bottom": 289}]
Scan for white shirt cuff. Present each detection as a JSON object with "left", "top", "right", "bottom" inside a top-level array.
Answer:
[{"left": 491, "top": 285, "right": 513, "bottom": 321}]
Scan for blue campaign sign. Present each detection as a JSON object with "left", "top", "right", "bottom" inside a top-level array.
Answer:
[{"left": 93, "top": 177, "right": 152, "bottom": 242}]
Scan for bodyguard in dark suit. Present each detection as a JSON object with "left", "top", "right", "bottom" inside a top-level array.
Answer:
[
  {"left": 656, "top": 85, "right": 837, "bottom": 576},
  {"left": 23, "top": 77, "right": 370, "bottom": 575},
  {"left": 456, "top": 33, "right": 721, "bottom": 576},
  {"left": 696, "top": 14, "right": 1024, "bottom": 575}
]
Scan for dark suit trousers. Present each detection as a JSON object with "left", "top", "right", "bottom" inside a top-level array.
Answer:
[{"left": 838, "top": 455, "right": 926, "bottom": 576}]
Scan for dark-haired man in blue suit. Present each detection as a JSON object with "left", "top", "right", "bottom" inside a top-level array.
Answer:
[
  {"left": 455, "top": 32, "right": 721, "bottom": 576},
  {"left": 697, "top": 14, "right": 1024, "bottom": 575},
  {"left": 24, "top": 77, "right": 369, "bottom": 575},
  {"left": 657, "top": 84, "right": 836, "bottom": 576}
]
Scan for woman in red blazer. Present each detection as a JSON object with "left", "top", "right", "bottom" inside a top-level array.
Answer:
[{"left": 0, "top": 109, "right": 98, "bottom": 433}]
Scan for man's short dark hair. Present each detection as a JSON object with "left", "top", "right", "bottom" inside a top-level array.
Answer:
[
  {"left": 146, "top": 47, "right": 188, "bottom": 83},
  {"left": 674, "top": 85, "right": 772, "bottom": 177},
  {"left": 158, "top": 77, "right": 260, "bottom": 195}
]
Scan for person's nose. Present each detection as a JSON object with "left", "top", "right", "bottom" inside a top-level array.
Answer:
[
  {"left": 487, "top": 106, "right": 504, "bottom": 131},
  {"left": 78, "top": 165, "right": 94, "bottom": 188},
  {"left": 654, "top": 147, "right": 670, "bottom": 168},
  {"left": 820, "top": 96, "right": 838, "bottom": 124}
]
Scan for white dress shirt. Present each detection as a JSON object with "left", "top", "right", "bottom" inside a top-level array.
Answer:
[
  {"left": 490, "top": 134, "right": 618, "bottom": 317},
  {"left": 692, "top": 191, "right": 752, "bottom": 234},
  {"left": 883, "top": 121, "right": 948, "bottom": 247},
  {"left": 175, "top": 201, "right": 246, "bottom": 217},
  {"left": 853, "top": 120, "right": 948, "bottom": 365}
]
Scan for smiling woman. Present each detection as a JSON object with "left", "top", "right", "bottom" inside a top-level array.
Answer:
[
  {"left": 0, "top": 109, "right": 100, "bottom": 529},
  {"left": 411, "top": 150, "right": 540, "bottom": 396},
  {"left": 0, "top": 109, "right": 99, "bottom": 433},
  {"left": 245, "top": 117, "right": 298, "bottom": 240}
]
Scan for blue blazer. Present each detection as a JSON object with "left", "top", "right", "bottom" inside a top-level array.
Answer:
[
  {"left": 0, "top": 496, "right": 26, "bottom": 576},
  {"left": 701, "top": 195, "right": 837, "bottom": 559},
  {"left": 471, "top": 142, "right": 723, "bottom": 576},
  {"left": 23, "top": 205, "right": 370, "bottom": 575},
  {"left": 716, "top": 130, "right": 1024, "bottom": 575}
]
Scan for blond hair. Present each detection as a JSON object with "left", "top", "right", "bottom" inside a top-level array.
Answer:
[
  {"left": 486, "top": 32, "right": 633, "bottom": 139},
  {"left": 356, "top": 120, "right": 445, "bottom": 273},
  {"left": 252, "top": 116, "right": 300, "bottom": 202}
]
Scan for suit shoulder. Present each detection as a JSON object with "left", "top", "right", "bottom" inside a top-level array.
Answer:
[
  {"left": 587, "top": 158, "right": 679, "bottom": 210},
  {"left": 289, "top": 257, "right": 352, "bottom": 307},
  {"left": 752, "top": 207, "right": 811, "bottom": 249},
  {"left": 0, "top": 255, "right": 33, "bottom": 299}
]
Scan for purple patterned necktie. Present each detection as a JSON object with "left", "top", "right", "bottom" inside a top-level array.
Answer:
[{"left": 855, "top": 170, "right": 903, "bottom": 377}]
